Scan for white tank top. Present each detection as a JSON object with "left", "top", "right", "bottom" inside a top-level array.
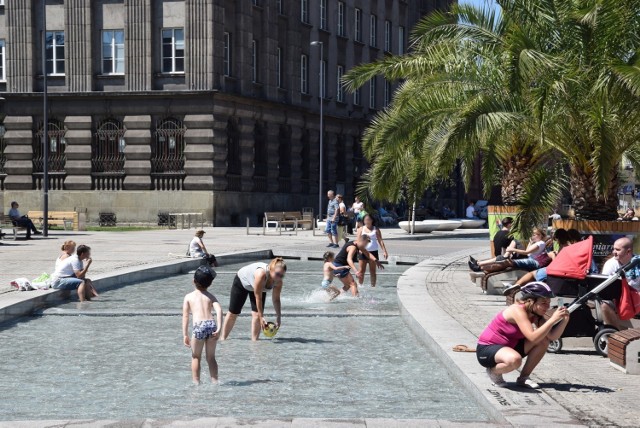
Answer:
[
  {"left": 237, "top": 262, "right": 271, "bottom": 292},
  {"left": 362, "top": 226, "right": 379, "bottom": 251}
]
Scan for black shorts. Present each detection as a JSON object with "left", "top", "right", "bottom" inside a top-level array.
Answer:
[
  {"left": 476, "top": 339, "right": 527, "bottom": 368},
  {"left": 358, "top": 250, "right": 378, "bottom": 261},
  {"left": 228, "top": 275, "right": 266, "bottom": 315}
]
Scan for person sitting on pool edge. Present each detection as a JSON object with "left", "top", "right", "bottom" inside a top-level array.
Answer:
[
  {"left": 50, "top": 244, "right": 98, "bottom": 301},
  {"left": 332, "top": 234, "right": 384, "bottom": 297},
  {"left": 476, "top": 282, "right": 570, "bottom": 389},
  {"left": 221, "top": 257, "right": 286, "bottom": 341}
]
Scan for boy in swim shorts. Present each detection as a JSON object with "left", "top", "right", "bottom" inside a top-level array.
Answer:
[
  {"left": 322, "top": 251, "right": 349, "bottom": 300},
  {"left": 182, "top": 265, "right": 222, "bottom": 384}
]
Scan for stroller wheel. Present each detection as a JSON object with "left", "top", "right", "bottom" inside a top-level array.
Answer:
[
  {"left": 593, "top": 327, "right": 618, "bottom": 357},
  {"left": 547, "top": 339, "right": 563, "bottom": 353}
]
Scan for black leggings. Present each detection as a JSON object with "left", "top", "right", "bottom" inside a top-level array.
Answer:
[{"left": 228, "top": 275, "right": 266, "bottom": 315}]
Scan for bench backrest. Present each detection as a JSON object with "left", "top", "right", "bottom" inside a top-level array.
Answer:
[
  {"left": 27, "top": 210, "right": 79, "bottom": 231},
  {"left": 264, "top": 212, "right": 285, "bottom": 221},
  {"left": 283, "top": 211, "right": 303, "bottom": 220}
]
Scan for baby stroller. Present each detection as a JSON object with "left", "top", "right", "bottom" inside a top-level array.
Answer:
[{"left": 544, "top": 236, "right": 633, "bottom": 357}]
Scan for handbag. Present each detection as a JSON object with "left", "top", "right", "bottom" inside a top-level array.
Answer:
[{"left": 338, "top": 215, "right": 349, "bottom": 226}]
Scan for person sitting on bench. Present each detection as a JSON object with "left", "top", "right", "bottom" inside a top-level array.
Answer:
[{"left": 8, "top": 201, "right": 41, "bottom": 239}]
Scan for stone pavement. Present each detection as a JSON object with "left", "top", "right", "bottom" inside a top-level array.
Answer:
[
  {"left": 0, "top": 226, "right": 488, "bottom": 295},
  {"left": 419, "top": 249, "right": 640, "bottom": 427}
]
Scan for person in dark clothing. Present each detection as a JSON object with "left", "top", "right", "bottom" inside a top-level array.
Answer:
[
  {"left": 332, "top": 235, "right": 383, "bottom": 297},
  {"left": 469, "top": 217, "right": 514, "bottom": 271}
]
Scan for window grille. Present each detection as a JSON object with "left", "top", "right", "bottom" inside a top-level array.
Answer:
[
  {"left": 33, "top": 120, "right": 67, "bottom": 189},
  {"left": 151, "top": 118, "right": 186, "bottom": 190},
  {"left": 92, "top": 119, "right": 126, "bottom": 190}
]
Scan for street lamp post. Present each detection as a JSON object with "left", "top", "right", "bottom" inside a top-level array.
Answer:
[
  {"left": 311, "top": 41, "right": 323, "bottom": 222},
  {"left": 42, "top": 0, "right": 49, "bottom": 237}
]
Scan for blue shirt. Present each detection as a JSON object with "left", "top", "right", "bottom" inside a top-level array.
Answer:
[
  {"left": 327, "top": 198, "right": 339, "bottom": 217},
  {"left": 8, "top": 208, "right": 20, "bottom": 221}
]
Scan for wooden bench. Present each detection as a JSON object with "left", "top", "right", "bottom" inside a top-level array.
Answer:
[
  {"left": 0, "top": 213, "right": 28, "bottom": 240},
  {"left": 263, "top": 211, "right": 314, "bottom": 235},
  {"left": 27, "top": 210, "right": 78, "bottom": 231},
  {"left": 609, "top": 329, "right": 640, "bottom": 374}
]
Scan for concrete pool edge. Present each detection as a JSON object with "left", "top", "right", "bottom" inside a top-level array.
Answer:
[
  {"left": 396, "top": 260, "right": 583, "bottom": 427},
  {"left": 0, "top": 249, "right": 273, "bottom": 326}
]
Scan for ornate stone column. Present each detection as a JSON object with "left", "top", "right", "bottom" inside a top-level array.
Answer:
[
  {"left": 125, "top": 0, "right": 152, "bottom": 91},
  {"left": 123, "top": 115, "right": 152, "bottom": 190},
  {"left": 65, "top": 0, "right": 93, "bottom": 92},
  {"left": 63, "top": 116, "right": 92, "bottom": 190},
  {"left": 3, "top": 116, "right": 34, "bottom": 190},
  {"left": 185, "top": 0, "right": 214, "bottom": 90},
  {"left": 6, "top": 2, "right": 34, "bottom": 92}
]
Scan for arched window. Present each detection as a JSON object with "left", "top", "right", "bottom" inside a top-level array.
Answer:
[
  {"left": 253, "top": 121, "right": 268, "bottom": 192},
  {"left": 152, "top": 118, "right": 186, "bottom": 190},
  {"left": 336, "top": 134, "right": 346, "bottom": 182},
  {"left": 278, "top": 125, "right": 291, "bottom": 193},
  {"left": 300, "top": 129, "right": 310, "bottom": 194},
  {"left": 92, "top": 119, "right": 126, "bottom": 190},
  {"left": 0, "top": 120, "right": 6, "bottom": 191},
  {"left": 226, "top": 118, "right": 241, "bottom": 191},
  {"left": 33, "top": 119, "right": 67, "bottom": 190}
]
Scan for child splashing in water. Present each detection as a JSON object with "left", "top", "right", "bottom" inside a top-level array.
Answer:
[
  {"left": 182, "top": 266, "right": 222, "bottom": 384},
  {"left": 322, "top": 251, "right": 349, "bottom": 300}
]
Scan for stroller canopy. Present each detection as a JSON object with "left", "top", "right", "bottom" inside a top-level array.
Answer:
[{"left": 546, "top": 236, "right": 593, "bottom": 280}]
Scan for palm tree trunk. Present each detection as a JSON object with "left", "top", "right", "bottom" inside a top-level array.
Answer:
[
  {"left": 500, "top": 155, "right": 531, "bottom": 205},
  {"left": 570, "top": 167, "right": 619, "bottom": 220}
]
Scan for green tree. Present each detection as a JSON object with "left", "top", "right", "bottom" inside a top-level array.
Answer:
[{"left": 345, "top": 0, "right": 640, "bottom": 224}]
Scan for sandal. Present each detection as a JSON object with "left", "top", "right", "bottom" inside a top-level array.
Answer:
[{"left": 452, "top": 344, "right": 476, "bottom": 352}]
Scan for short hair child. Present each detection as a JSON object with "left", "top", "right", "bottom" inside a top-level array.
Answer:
[{"left": 182, "top": 265, "right": 223, "bottom": 384}]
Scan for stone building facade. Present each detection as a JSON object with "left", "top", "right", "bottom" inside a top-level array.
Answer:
[{"left": 0, "top": 0, "right": 447, "bottom": 225}]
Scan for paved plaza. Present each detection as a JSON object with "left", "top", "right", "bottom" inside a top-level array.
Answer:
[{"left": 1, "top": 227, "right": 639, "bottom": 426}]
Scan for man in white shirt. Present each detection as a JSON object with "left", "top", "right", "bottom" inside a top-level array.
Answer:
[
  {"left": 466, "top": 201, "right": 479, "bottom": 219},
  {"left": 51, "top": 244, "right": 97, "bottom": 301},
  {"left": 600, "top": 237, "right": 640, "bottom": 329}
]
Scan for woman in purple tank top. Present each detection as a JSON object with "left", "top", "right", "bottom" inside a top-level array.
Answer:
[{"left": 476, "top": 282, "right": 570, "bottom": 389}]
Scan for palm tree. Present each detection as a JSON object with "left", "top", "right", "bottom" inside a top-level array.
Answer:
[
  {"left": 345, "top": 2, "right": 561, "bottom": 236},
  {"left": 346, "top": 0, "right": 640, "bottom": 223}
]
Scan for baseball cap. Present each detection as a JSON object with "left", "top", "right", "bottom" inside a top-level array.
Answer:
[{"left": 194, "top": 265, "right": 216, "bottom": 287}]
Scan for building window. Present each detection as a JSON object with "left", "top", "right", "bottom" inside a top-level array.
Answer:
[
  {"left": 384, "top": 80, "right": 391, "bottom": 106},
  {"left": 226, "top": 118, "right": 241, "bottom": 191},
  {"left": 253, "top": 122, "right": 268, "bottom": 192},
  {"left": 369, "top": 79, "right": 377, "bottom": 109},
  {"left": 320, "top": 0, "right": 327, "bottom": 30},
  {"left": 278, "top": 124, "right": 292, "bottom": 182},
  {"left": 301, "top": 129, "right": 310, "bottom": 186},
  {"left": 355, "top": 8, "right": 362, "bottom": 42},
  {"left": 354, "top": 87, "right": 361, "bottom": 106},
  {"left": 336, "top": 65, "right": 344, "bottom": 102},
  {"left": 337, "top": 2, "right": 345, "bottom": 36},
  {"left": 0, "top": 121, "right": 6, "bottom": 181},
  {"left": 384, "top": 20, "right": 392, "bottom": 52},
  {"left": 33, "top": 120, "right": 67, "bottom": 174},
  {"left": 301, "top": 0, "right": 309, "bottom": 24},
  {"left": 152, "top": 118, "right": 186, "bottom": 174},
  {"left": 0, "top": 40, "right": 5, "bottom": 82},
  {"left": 102, "top": 30, "right": 124, "bottom": 75},
  {"left": 251, "top": 39, "right": 258, "bottom": 82},
  {"left": 320, "top": 59, "right": 326, "bottom": 98},
  {"left": 223, "top": 32, "right": 231, "bottom": 76},
  {"left": 276, "top": 0, "right": 283, "bottom": 14},
  {"left": 336, "top": 135, "right": 346, "bottom": 182},
  {"left": 162, "top": 28, "right": 185, "bottom": 74},
  {"left": 370, "top": 15, "right": 377, "bottom": 47},
  {"left": 300, "top": 54, "right": 308, "bottom": 94},
  {"left": 398, "top": 26, "right": 405, "bottom": 54},
  {"left": 92, "top": 119, "right": 126, "bottom": 190},
  {"left": 45, "top": 31, "right": 65, "bottom": 75},
  {"left": 276, "top": 47, "right": 283, "bottom": 88}
]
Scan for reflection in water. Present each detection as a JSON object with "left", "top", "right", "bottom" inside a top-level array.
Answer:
[{"left": 272, "top": 337, "right": 333, "bottom": 344}]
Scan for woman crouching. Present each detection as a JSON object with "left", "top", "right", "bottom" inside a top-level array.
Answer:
[{"left": 476, "top": 282, "right": 570, "bottom": 389}]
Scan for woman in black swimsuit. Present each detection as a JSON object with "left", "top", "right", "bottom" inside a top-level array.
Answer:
[{"left": 332, "top": 235, "right": 383, "bottom": 296}]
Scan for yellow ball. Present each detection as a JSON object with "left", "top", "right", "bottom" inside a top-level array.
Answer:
[{"left": 263, "top": 322, "right": 279, "bottom": 338}]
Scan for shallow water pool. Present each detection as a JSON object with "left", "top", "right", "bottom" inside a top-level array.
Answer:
[{"left": 0, "top": 260, "right": 488, "bottom": 421}]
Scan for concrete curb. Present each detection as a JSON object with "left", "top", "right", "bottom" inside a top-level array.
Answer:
[
  {"left": 0, "top": 249, "right": 272, "bottom": 326},
  {"left": 397, "top": 260, "right": 584, "bottom": 427}
]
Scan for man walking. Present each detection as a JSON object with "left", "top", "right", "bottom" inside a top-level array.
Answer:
[{"left": 325, "top": 190, "right": 339, "bottom": 248}]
